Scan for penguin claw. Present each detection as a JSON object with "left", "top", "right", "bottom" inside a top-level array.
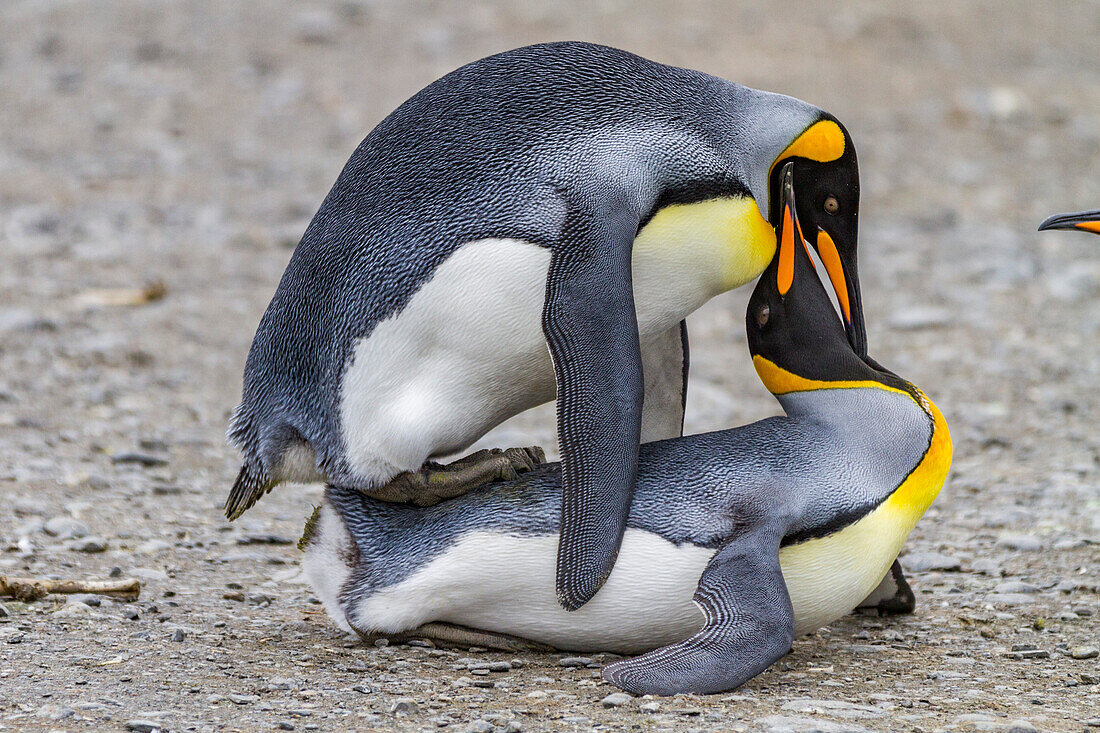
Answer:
[{"left": 370, "top": 445, "right": 547, "bottom": 506}]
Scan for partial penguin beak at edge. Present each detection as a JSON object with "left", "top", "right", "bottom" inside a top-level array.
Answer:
[
  {"left": 776, "top": 162, "right": 868, "bottom": 353},
  {"left": 1038, "top": 210, "right": 1100, "bottom": 235}
]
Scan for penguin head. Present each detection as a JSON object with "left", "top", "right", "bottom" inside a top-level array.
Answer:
[
  {"left": 1038, "top": 209, "right": 1100, "bottom": 236},
  {"left": 746, "top": 162, "right": 904, "bottom": 393},
  {"left": 764, "top": 114, "right": 865, "bottom": 356}
]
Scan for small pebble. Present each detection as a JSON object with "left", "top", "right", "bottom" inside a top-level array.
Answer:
[
  {"left": 390, "top": 698, "right": 417, "bottom": 715},
  {"left": 170, "top": 628, "right": 186, "bottom": 642},
  {"left": 112, "top": 451, "right": 169, "bottom": 467},
  {"left": 995, "top": 535, "right": 1043, "bottom": 552},
  {"left": 558, "top": 656, "right": 592, "bottom": 667},
  {"left": 44, "top": 517, "right": 89, "bottom": 539},
  {"left": 601, "top": 692, "right": 632, "bottom": 707},
  {"left": 904, "top": 552, "right": 962, "bottom": 572},
  {"left": 994, "top": 581, "right": 1040, "bottom": 594},
  {"left": 126, "top": 721, "right": 163, "bottom": 732},
  {"left": 1070, "top": 646, "right": 1099, "bottom": 660},
  {"left": 70, "top": 536, "right": 108, "bottom": 553},
  {"left": 639, "top": 701, "right": 661, "bottom": 713}
]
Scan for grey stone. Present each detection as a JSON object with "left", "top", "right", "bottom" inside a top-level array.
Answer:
[
  {"left": 0, "top": 602, "right": 9, "bottom": 618},
  {"left": 170, "top": 628, "right": 186, "bottom": 642},
  {"left": 994, "top": 581, "right": 1040, "bottom": 594},
  {"left": 44, "top": 516, "right": 89, "bottom": 539},
  {"left": 779, "top": 699, "right": 886, "bottom": 719},
  {"left": 126, "top": 721, "right": 164, "bottom": 732},
  {"left": 759, "top": 715, "right": 874, "bottom": 732},
  {"left": 111, "top": 451, "right": 169, "bottom": 467},
  {"left": 129, "top": 567, "right": 169, "bottom": 581},
  {"left": 904, "top": 552, "right": 962, "bottom": 571},
  {"left": 639, "top": 700, "right": 661, "bottom": 713},
  {"left": 37, "top": 704, "right": 75, "bottom": 720},
  {"left": 995, "top": 535, "right": 1043, "bottom": 551},
  {"left": 558, "top": 656, "right": 592, "bottom": 667},
  {"left": 53, "top": 602, "right": 93, "bottom": 617},
  {"left": 1070, "top": 646, "right": 1099, "bottom": 659},
  {"left": 268, "top": 676, "right": 300, "bottom": 691},
  {"left": 70, "top": 536, "right": 108, "bottom": 553},
  {"left": 228, "top": 692, "right": 257, "bottom": 704},
  {"left": 971, "top": 558, "right": 1004, "bottom": 576},
  {"left": 389, "top": 698, "right": 418, "bottom": 715},
  {"left": 600, "top": 692, "right": 632, "bottom": 707}
]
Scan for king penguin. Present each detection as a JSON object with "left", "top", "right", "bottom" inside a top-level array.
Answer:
[
  {"left": 1039, "top": 209, "right": 1100, "bottom": 235},
  {"left": 298, "top": 169, "right": 952, "bottom": 695},
  {"left": 228, "top": 41, "right": 869, "bottom": 610}
]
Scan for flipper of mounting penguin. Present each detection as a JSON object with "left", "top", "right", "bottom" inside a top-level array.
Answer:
[
  {"left": 544, "top": 200, "right": 645, "bottom": 610},
  {"left": 228, "top": 42, "right": 872, "bottom": 611}
]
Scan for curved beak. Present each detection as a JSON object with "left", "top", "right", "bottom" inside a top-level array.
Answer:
[
  {"left": 775, "top": 162, "right": 868, "bottom": 355},
  {"left": 1038, "top": 210, "right": 1100, "bottom": 235}
]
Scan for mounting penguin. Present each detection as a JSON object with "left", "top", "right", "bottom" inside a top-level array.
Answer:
[
  {"left": 228, "top": 41, "right": 871, "bottom": 610},
  {"left": 298, "top": 170, "right": 953, "bottom": 695}
]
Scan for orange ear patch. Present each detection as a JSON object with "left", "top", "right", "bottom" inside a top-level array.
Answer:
[{"left": 775, "top": 120, "right": 846, "bottom": 166}]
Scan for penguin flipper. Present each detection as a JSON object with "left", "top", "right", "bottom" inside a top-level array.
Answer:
[
  {"left": 543, "top": 205, "right": 644, "bottom": 611},
  {"left": 225, "top": 462, "right": 275, "bottom": 521},
  {"left": 602, "top": 529, "right": 794, "bottom": 695}
]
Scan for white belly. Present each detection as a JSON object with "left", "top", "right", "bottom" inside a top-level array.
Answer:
[
  {"left": 321, "top": 520, "right": 904, "bottom": 654},
  {"left": 348, "top": 529, "right": 713, "bottom": 654},
  {"left": 340, "top": 224, "right": 765, "bottom": 482}
]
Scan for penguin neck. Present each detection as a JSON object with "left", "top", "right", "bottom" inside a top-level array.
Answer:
[{"left": 751, "top": 354, "right": 926, "bottom": 424}]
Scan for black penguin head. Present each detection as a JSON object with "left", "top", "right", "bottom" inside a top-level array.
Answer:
[
  {"left": 1038, "top": 209, "right": 1100, "bottom": 236},
  {"left": 767, "top": 115, "right": 865, "bottom": 356},
  {"left": 747, "top": 163, "right": 900, "bottom": 392}
]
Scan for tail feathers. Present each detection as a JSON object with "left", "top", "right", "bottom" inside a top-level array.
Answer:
[{"left": 225, "top": 462, "right": 275, "bottom": 521}]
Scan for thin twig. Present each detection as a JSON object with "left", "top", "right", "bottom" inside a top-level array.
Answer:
[{"left": 0, "top": 575, "right": 141, "bottom": 603}]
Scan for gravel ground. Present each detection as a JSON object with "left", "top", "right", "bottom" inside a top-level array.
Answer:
[{"left": 1, "top": 1, "right": 1098, "bottom": 731}]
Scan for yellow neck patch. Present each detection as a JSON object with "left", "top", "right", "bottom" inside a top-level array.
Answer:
[
  {"left": 751, "top": 355, "right": 909, "bottom": 398},
  {"left": 773, "top": 120, "right": 846, "bottom": 171},
  {"left": 751, "top": 354, "right": 952, "bottom": 520},
  {"left": 634, "top": 196, "right": 777, "bottom": 294}
]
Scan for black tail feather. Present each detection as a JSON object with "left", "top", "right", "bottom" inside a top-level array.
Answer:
[{"left": 225, "top": 462, "right": 273, "bottom": 520}]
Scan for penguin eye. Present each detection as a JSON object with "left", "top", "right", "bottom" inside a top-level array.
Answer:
[
  {"left": 755, "top": 303, "right": 770, "bottom": 328},
  {"left": 823, "top": 196, "right": 840, "bottom": 215}
]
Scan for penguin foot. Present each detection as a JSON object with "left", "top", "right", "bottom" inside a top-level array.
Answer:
[
  {"left": 371, "top": 446, "right": 546, "bottom": 506},
  {"left": 355, "top": 622, "right": 556, "bottom": 653}
]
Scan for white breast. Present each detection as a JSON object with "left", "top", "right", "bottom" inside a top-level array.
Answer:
[
  {"left": 338, "top": 201, "right": 775, "bottom": 485},
  {"left": 347, "top": 529, "right": 713, "bottom": 654},
  {"left": 308, "top": 517, "right": 909, "bottom": 653}
]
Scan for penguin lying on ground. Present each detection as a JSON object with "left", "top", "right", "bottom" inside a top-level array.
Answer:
[
  {"left": 1039, "top": 209, "right": 1100, "bottom": 235},
  {"left": 229, "top": 41, "right": 870, "bottom": 610},
  {"left": 299, "top": 170, "right": 952, "bottom": 695}
]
